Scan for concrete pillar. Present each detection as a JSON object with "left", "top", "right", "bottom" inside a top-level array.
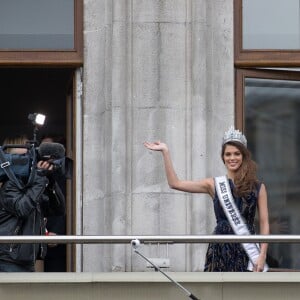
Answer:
[{"left": 82, "top": 0, "right": 234, "bottom": 272}]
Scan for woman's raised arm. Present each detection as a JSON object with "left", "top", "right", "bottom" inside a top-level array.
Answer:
[{"left": 144, "top": 141, "right": 214, "bottom": 197}]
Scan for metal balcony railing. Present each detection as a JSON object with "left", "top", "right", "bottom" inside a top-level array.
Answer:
[{"left": 0, "top": 234, "right": 299, "bottom": 244}]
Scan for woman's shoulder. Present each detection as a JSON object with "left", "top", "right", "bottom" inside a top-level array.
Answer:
[
  {"left": 252, "top": 181, "right": 267, "bottom": 198},
  {"left": 257, "top": 181, "right": 267, "bottom": 193},
  {"left": 256, "top": 180, "right": 266, "bottom": 191}
]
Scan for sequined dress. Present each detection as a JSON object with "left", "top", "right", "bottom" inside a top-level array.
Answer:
[{"left": 204, "top": 179, "right": 261, "bottom": 272}]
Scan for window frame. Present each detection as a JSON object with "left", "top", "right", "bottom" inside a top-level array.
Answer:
[
  {"left": 234, "top": 0, "right": 300, "bottom": 67},
  {"left": 235, "top": 68, "right": 300, "bottom": 129},
  {"left": 0, "top": 0, "right": 83, "bottom": 66}
]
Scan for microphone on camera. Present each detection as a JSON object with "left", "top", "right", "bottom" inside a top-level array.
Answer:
[{"left": 38, "top": 142, "right": 65, "bottom": 160}]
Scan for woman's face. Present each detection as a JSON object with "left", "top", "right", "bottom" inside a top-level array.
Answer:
[{"left": 223, "top": 144, "right": 243, "bottom": 172}]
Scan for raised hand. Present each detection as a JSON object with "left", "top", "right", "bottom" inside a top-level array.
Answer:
[{"left": 143, "top": 141, "right": 168, "bottom": 152}]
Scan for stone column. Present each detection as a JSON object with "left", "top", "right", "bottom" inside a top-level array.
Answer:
[{"left": 82, "top": 0, "right": 234, "bottom": 272}]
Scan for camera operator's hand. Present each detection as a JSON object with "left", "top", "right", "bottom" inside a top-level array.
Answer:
[{"left": 37, "top": 160, "right": 53, "bottom": 171}]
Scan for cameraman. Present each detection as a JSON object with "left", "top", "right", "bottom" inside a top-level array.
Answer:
[
  {"left": 0, "top": 135, "right": 65, "bottom": 272},
  {"left": 40, "top": 134, "right": 67, "bottom": 272}
]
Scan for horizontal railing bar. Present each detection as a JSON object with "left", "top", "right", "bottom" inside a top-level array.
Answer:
[{"left": 0, "top": 235, "right": 300, "bottom": 244}]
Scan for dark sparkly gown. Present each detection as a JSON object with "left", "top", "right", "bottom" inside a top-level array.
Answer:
[{"left": 204, "top": 179, "right": 261, "bottom": 272}]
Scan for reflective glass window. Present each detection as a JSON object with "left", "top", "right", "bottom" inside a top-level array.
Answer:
[
  {"left": 243, "top": 0, "right": 300, "bottom": 49},
  {"left": 0, "top": 0, "right": 74, "bottom": 50},
  {"left": 245, "top": 77, "right": 300, "bottom": 269}
]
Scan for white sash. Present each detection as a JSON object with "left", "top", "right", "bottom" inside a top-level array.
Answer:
[{"left": 214, "top": 176, "right": 268, "bottom": 272}]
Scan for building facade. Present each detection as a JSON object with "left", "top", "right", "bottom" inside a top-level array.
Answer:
[{"left": 2, "top": 0, "right": 299, "bottom": 273}]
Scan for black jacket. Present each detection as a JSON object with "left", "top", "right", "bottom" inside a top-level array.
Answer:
[{"left": 0, "top": 172, "right": 65, "bottom": 267}]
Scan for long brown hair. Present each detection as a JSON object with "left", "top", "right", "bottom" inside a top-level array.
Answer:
[{"left": 221, "top": 141, "right": 258, "bottom": 197}]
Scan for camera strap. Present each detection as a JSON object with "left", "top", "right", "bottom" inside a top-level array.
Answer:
[
  {"left": 0, "top": 146, "right": 24, "bottom": 190},
  {"left": 24, "top": 146, "right": 37, "bottom": 188}
]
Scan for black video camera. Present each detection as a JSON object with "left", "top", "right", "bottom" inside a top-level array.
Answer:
[
  {"left": 0, "top": 142, "right": 73, "bottom": 182},
  {"left": 0, "top": 113, "right": 73, "bottom": 183}
]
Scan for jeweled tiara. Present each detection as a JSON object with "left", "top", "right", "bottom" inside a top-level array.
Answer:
[{"left": 222, "top": 126, "right": 247, "bottom": 147}]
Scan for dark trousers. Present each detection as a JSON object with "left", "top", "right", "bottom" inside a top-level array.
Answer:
[{"left": 0, "top": 260, "right": 34, "bottom": 272}]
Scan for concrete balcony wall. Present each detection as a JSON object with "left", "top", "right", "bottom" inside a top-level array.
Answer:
[{"left": 1, "top": 273, "right": 299, "bottom": 300}]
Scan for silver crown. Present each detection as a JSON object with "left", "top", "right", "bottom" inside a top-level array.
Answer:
[{"left": 222, "top": 126, "right": 247, "bottom": 147}]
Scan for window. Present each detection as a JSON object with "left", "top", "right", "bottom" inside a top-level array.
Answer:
[
  {"left": 0, "top": 0, "right": 83, "bottom": 66},
  {"left": 234, "top": 0, "right": 300, "bottom": 66},
  {"left": 235, "top": 0, "right": 300, "bottom": 270}
]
